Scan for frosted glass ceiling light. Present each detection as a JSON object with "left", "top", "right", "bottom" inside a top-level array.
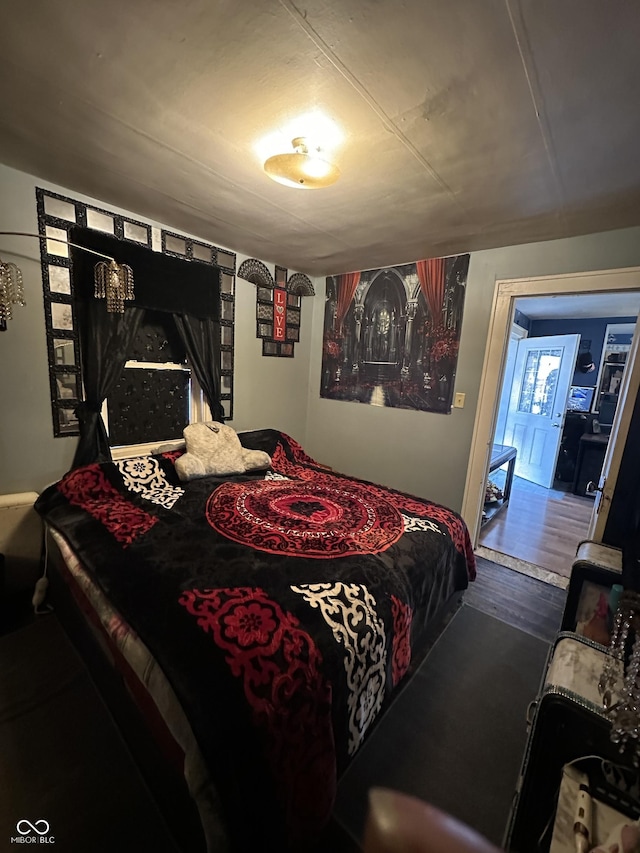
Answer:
[{"left": 264, "top": 137, "right": 340, "bottom": 189}]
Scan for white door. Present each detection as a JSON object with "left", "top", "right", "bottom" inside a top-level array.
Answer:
[
  {"left": 494, "top": 323, "right": 528, "bottom": 444},
  {"left": 504, "top": 334, "right": 580, "bottom": 488}
]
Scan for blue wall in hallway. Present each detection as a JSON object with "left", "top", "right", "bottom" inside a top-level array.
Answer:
[{"left": 529, "top": 316, "right": 637, "bottom": 386}]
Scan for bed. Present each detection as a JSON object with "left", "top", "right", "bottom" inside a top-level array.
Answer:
[{"left": 35, "top": 428, "right": 476, "bottom": 852}]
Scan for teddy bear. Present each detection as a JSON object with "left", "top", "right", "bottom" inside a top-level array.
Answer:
[{"left": 175, "top": 422, "right": 271, "bottom": 481}]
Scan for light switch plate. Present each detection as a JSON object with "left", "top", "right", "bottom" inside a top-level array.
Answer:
[{"left": 454, "top": 392, "right": 465, "bottom": 408}]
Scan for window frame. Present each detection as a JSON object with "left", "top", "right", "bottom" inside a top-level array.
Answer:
[{"left": 36, "top": 187, "right": 235, "bottom": 442}]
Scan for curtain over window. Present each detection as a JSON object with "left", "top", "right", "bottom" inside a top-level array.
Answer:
[
  {"left": 173, "top": 313, "right": 224, "bottom": 421},
  {"left": 69, "top": 228, "right": 223, "bottom": 465},
  {"left": 71, "top": 299, "right": 144, "bottom": 468}
]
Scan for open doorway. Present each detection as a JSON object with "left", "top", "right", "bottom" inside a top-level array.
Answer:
[{"left": 465, "top": 283, "right": 640, "bottom": 585}]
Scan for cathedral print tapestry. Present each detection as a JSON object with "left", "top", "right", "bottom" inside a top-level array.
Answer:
[{"left": 320, "top": 254, "right": 470, "bottom": 413}]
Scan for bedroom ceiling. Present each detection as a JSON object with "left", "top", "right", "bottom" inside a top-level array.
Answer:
[{"left": 1, "top": 1, "right": 639, "bottom": 276}]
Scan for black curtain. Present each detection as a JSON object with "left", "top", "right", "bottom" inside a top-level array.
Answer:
[
  {"left": 72, "top": 298, "right": 144, "bottom": 468},
  {"left": 68, "top": 227, "right": 223, "bottom": 467},
  {"left": 173, "top": 313, "right": 225, "bottom": 422}
]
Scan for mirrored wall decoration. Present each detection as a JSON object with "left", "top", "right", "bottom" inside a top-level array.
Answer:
[
  {"left": 217, "top": 249, "right": 236, "bottom": 270},
  {"left": 48, "top": 264, "right": 71, "bottom": 294},
  {"left": 54, "top": 371, "right": 82, "bottom": 399},
  {"left": 240, "top": 258, "right": 306, "bottom": 357},
  {"left": 44, "top": 196, "right": 76, "bottom": 222},
  {"left": 221, "top": 272, "right": 235, "bottom": 295},
  {"left": 275, "top": 265, "right": 287, "bottom": 288},
  {"left": 86, "top": 208, "right": 115, "bottom": 233},
  {"left": 56, "top": 406, "right": 79, "bottom": 435},
  {"left": 221, "top": 298, "right": 234, "bottom": 322},
  {"left": 53, "top": 338, "right": 76, "bottom": 365},
  {"left": 193, "top": 242, "right": 215, "bottom": 263},
  {"left": 37, "top": 187, "right": 236, "bottom": 435},
  {"left": 123, "top": 221, "right": 150, "bottom": 244},
  {"left": 46, "top": 226, "right": 70, "bottom": 257},
  {"left": 50, "top": 302, "right": 74, "bottom": 330},
  {"left": 164, "top": 234, "right": 187, "bottom": 256}
]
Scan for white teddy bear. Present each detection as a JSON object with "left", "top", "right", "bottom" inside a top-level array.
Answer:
[{"left": 175, "top": 422, "right": 271, "bottom": 481}]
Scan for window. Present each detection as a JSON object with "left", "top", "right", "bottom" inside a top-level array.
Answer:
[
  {"left": 517, "top": 348, "right": 562, "bottom": 417},
  {"left": 102, "top": 309, "right": 203, "bottom": 451},
  {"left": 37, "top": 188, "right": 235, "bottom": 440}
]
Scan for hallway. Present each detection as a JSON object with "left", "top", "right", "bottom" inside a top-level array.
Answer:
[{"left": 478, "top": 475, "right": 593, "bottom": 582}]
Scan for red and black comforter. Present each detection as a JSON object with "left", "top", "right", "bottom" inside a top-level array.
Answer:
[{"left": 35, "top": 429, "right": 475, "bottom": 850}]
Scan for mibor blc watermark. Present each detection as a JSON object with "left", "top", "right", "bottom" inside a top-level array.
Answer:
[{"left": 10, "top": 820, "right": 55, "bottom": 844}]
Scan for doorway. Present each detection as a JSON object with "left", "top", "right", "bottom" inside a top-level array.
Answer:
[
  {"left": 462, "top": 269, "right": 640, "bottom": 585},
  {"left": 478, "top": 318, "right": 592, "bottom": 580}
]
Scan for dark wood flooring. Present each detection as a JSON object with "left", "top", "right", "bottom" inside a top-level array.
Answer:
[{"left": 467, "top": 555, "right": 567, "bottom": 644}]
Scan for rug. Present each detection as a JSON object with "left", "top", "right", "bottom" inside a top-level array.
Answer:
[
  {"left": 0, "top": 616, "right": 180, "bottom": 852},
  {"left": 333, "top": 604, "right": 550, "bottom": 847}
]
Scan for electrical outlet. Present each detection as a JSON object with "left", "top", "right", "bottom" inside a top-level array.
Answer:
[{"left": 454, "top": 392, "right": 466, "bottom": 409}]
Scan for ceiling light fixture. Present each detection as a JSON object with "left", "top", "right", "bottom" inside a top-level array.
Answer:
[{"left": 263, "top": 137, "right": 340, "bottom": 189}]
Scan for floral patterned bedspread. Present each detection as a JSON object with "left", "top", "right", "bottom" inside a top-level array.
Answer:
[{"left": 35, "top": 429, "right": 475, "bottom": 851}]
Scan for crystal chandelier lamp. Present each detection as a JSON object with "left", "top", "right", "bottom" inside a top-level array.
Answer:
[
  {"left": 0, "top": 255, "right": 26, "bottom": 330},
  {"left": 0, "top": 232, "right": 134, "bottom": 324},
  {"left": 94, "top": 259, "right": 135, "bottom": 313}
]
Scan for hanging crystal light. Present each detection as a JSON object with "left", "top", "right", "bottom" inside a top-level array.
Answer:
[
  {"left": 0, "top": 232, "right": 136, "bottom": 321},
  {"left": 0, "top": 255, "right": 26, "bottom": 330},
  {"left": 599, "top": 590, "right": 640, "bottom": 764},
  {"left": 94, "top": 259, "right": 135, "bottom": 313}
]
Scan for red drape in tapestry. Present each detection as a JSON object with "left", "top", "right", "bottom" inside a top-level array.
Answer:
[
  {"left": 335, "top": 271, "right": 361, "bottom": 333},
  {"left": 416, "top": 258, "right": 446, "bottom": 328}
]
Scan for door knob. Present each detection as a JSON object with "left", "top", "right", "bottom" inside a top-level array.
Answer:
[
  {"left": 552, "top": 423, "right": 561, "bottom": 428},
  {"left": 586, "top": 481, "right": 603, "bottom": 494}
]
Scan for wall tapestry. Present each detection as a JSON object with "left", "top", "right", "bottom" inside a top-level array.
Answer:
[
  {"left": 320, "top": 254, "right": 470, "bottom": 413},
  {"left": 238, "top": 259, "right": 314, "bottom": 358}
]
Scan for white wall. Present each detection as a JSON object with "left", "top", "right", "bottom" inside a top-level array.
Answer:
[
  {"left": 0, "top": 163, "right": 319, "bottom": 494},
  {"left": 303, "top": 228, "right": 640, "bottom": 512}
]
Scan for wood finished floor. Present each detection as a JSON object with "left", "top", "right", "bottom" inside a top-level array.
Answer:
[
  {"left": 478, "top": 475, "right": 593, "bottom": 578},
  {"left": 466, "top": 555, "right": 566, "bottom": 644}
]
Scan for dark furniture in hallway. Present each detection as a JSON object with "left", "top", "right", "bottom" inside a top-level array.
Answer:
[
  {"left": 483, "top": 444, "right": 517, "bottom": 526},
  {"left": 572, "top": 432, "right": 609, "bottom": 497}
]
